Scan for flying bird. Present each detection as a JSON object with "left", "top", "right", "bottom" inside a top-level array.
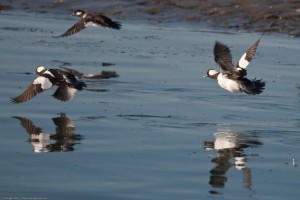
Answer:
[
  {"left": 54, "top": 9, "right": 121, "bottom": 37},
  {"left": 60, "top": 66, "right": 119, "bottom": 79},
  {"left": 11, "top": 65, "right": 87, "bottom": 103},
  {"left": 206, "top": 36, "right": 265, "bottom": 95}
]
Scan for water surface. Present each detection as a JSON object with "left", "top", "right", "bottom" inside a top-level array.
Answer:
[{"left": 0, "top": 9, "right": 299, "bottom": 200}]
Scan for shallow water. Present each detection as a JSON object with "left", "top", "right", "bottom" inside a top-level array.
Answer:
[{"left": 0, "top": 9, "right": 300, "bottom": 200}]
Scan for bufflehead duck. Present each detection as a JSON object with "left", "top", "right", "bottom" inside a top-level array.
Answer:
[
  {"left": 11, "top": 66, "right": 87, "bottom": 103},
  {"left": 60, "top": 66, "right": 119, "bottom": 79},
  {"left": 206, "top": 37, "right": 265, "bottom": 95},
  {"left": 55, "top": 9, "right": 121, "bottom": 37}
]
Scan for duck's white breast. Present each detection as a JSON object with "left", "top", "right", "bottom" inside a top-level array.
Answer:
[
  {"left": 85, "top": 21, "right": 99, "bottom": 27},
  {"left": 217, "top": 74, "right": 241, "bottom": 93}
]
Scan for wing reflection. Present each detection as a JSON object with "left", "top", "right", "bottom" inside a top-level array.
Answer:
[
  {"left": 59, "top": 66, "right": 119, "bottom": 92},
  {"left": 13, "top": 113, "right": 83, "bottom": 153},
  {"left": 202, "top": 130, "right": 262, "bottom": 192},
  {"left": 60, "top": 66, "right": 119, "bottom": 79}
]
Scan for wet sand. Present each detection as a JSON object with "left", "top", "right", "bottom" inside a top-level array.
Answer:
[
  {"left": 4, "top": 0, "right": 300, "bottom": 37},
  {"left": 0, "top": 2, "right": 300, "bottom": 200}
]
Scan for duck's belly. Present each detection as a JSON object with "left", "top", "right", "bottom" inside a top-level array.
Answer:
[
  {"left": 85, "top": 21, "right": 100, "bottom": 27},
  {"left": 218, "top": 76, "right": 241, "bottom": 93}
]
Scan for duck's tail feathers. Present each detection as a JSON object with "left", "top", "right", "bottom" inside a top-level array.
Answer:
[
  {"left": 75, "top": 81, "right": 87, "bottom": 91},
  {"left": 108, "top": 20, "right": 122, "bottom": 30},
  {"left": 245, "top": 78, "right": 266, "bottom": 95}
]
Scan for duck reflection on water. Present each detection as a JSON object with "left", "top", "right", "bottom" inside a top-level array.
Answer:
[
  {"left": 60, "top": 66, "right": 119, "bottom": 80},
  {"left": 202, "top": 130, "right": 262, "bottom": 193},
  {"left": 59, "top": 65, "right": 119, "bottom": 92},
  {"left": 13, "top": 113, "right": 83, "bottom": 153}
]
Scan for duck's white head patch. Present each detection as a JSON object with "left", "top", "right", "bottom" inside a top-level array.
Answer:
[
  {"left": 76, "top": 11, "right": 83, "bottom": 16},
  {"left": 36, "top": 66, "right": 46, "bottom": 74},
  {"left": 206, "top": 69, "right": 219, "bottom": 80},
  {"left": 73, "top": 9, "right": 85, "bottom": 17},
  {"left": 207, "top": 69, "right": 219, "bottom": 76}
]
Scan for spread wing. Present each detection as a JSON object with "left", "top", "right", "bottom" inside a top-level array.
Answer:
[
  {"left": 60, "top": 67, "right": 84, "bottom": 78},
  {"left": 237, "top": 39, "right": 260, "bottom": 69},
  {"left": 52, "top": 86, "right": 77, "bottom": 101},
  {"left": 49, "top": 68, "right": 86, "bottom": 90},
  {"left": 54, "top": 20, "right": 86, "bottom": 37},
  {"left": 61, "top": 66, "right": 118, "bottom": 79},
  {"left": 13, "top": 116, "right": 42, "bottom": 135},
  {"left": 94, "top": 14, "right": 121, "bottom": 30},
  {"left": 11, "top": 77, "right": 52, "bottom": 104},
  {"left": 214, "top": 41, "right": 246, "bottom": 79}
]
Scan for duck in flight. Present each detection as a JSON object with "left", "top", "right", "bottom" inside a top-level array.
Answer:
[
  {"left": 206, "top": 37, "right": 265, "bottom": 95},
  {"left": 11, "top": 66, "right": 87, "bottom": 103},
  {"left": 54, "top": 9, "right": 121, "bottom": 37}
]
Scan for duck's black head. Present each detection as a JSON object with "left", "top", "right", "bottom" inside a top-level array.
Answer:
[{"left": 72, "top": 9, "right": 86, "bottom": 17}]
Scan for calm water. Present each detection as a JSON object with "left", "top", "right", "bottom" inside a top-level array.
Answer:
[{"left": 0, "top": 10, "right": 299, "bottom": 200}]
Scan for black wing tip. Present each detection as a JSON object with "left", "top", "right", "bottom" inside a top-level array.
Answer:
[
  {"left": 247, "top": 79, "right": 266, "bottom": 95},
  {"left": 82, "top": 82, "right": 87, "bottom": 88},
  {"left": 52, "top": 33, "right": 70, "bottom": 38},
  {"left": 77, "top": 82, "right": 87, "bottom": 91},
  {"left": 109, "top": 21, "right": 122, "bottom": 30},
  {"left": 100, "top": 71, "right": 119, "bottom": 79},
  {"left": 238, "top": 68, "right": 247, "bottom": 77},
  {"left": 214, "top": 40, "right": 226, "bottom": 46},
  {"left": 12, "top": 116, "right": 22, "bottom": 119},
  {"left": 259, "top": 32, "right": 265, "bottom": 40},
  {"left": 254, "top": 78, "right": 266, "bottom": 90},
  {"left": 52, "top": 35, "right": 64, "bottom": 38},
  {"left": 10, "top": 97, "right": 19, "bottom": 104},
  {"left": 214, "top": 41, "right": 230, "bottom": 53},
  {"left": 214, "top": 41, "right": 220, "bottom": 47}
]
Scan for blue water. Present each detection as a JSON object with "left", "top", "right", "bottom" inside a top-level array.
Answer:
[{"left": 0, "top": 10, "right": 299, "bottom": 200}]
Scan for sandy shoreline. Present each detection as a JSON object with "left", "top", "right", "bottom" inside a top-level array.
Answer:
[{"left": 2, "top": 0, "right": 300, "bottom": 37}]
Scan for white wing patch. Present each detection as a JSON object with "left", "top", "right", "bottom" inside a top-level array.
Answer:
[
  {"left": 44, "top": 70, "right": 55, "bottom": 77},
  {"left": 33, "top": 77, "right": 53, "bottom": 90},
  {"left": 238, "top": 53, "right": 250, "bottom": 69},
  {"left": 82, "top": 13, "right": 87, "bottom": 18},
  {"left": 62, "top": 74, "right": 72, "bottom": 84}
]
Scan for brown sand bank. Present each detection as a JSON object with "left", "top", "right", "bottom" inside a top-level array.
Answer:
[{"left": 3, "top": 0, "right": 300, "bottom": 37}]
